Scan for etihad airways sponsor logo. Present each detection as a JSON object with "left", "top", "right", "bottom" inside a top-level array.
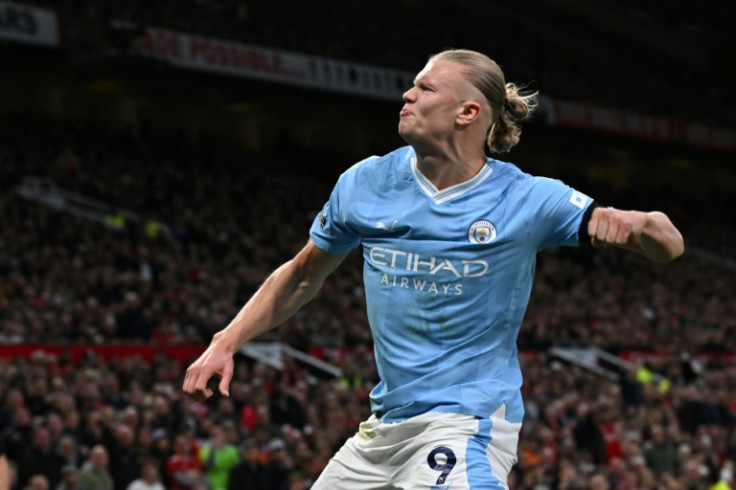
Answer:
[
  {"left": 368, "top": 246, "right": 489, "bottom": 277},
  {"left": 380, "top": 274, "right": 464, "bottom": 295}
]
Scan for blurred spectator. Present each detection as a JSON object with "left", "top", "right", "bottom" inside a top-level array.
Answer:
[
  {"left": 270, "top": 387, "right": 306, "bottom": 432},
  {"left": 106, "top": 422, "right": 144, "bottom": 489},
  {"left": 227, "top": 438, "right": 266, "bottom": 490},
  {"left": 263, "top": 438, "right": 295, "bottom": 490},
  {"left": 125, "top": 461, "right": 164, "bottom": 490},
  {"left": 55, "top": 436, "right": 79, "bottom": 473},
  {"left": 76, "top": 445, "right": 113, "bottom": 490},
  {"left": 198, "top": 425, "right": 239, "bottom": 490},
  {"left": 166, "top": 433, "right": 202, "bottom": 490},
  {"left": 17, "top": 427, "right": 64, "bottom": 489},
  {"left": 25, "top": 475, "right": 49, "bottom": 490},
  {"left": 0, "top": 391, "right": 25, "bottom": 431},
  {"left": 54, "top": 465, "right": 78, "bottom": 490},
  {"left": 115, "top": 293, "right": 152, "bottom": 341},
  {"left": 644, "top": 423, "right": 681, "bottom": 479},
  {"left": 1, "top": 407, "right": 33, "bottom": 465}
]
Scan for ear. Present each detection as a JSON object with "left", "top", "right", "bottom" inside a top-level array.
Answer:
[{"left": 456, "top": 101, "right": 482, "bottom": 127}]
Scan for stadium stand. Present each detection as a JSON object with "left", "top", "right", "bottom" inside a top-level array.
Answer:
[{"left": 1, "top": 116, "right": 735, "bottom": 489}]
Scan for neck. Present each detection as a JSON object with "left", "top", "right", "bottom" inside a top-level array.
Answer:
[{"left": 413, "top": 142, "right": 486, "bottom": 190}]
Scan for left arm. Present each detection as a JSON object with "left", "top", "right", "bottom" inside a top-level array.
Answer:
[{"left": 587, "top": 207, "right": 684, "bottom": 263}]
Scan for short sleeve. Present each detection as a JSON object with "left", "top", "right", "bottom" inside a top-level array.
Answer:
[
  {"left": 309, "top": 173, "right": 361, "bottom": 254},
  {"left": 527, "top": 177, "right": 594, "bottom": 249}
]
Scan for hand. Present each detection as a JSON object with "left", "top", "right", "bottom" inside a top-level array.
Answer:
[
  {"left": 183, "top": 338, "right": 234, "bottom": 401},
  {"left": 588, "top": 207, "right": 646, "bottom": 248}
]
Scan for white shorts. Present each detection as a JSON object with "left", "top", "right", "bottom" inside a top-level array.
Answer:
[{"left": 311, "top": 409, "right": 521, "bottom": 490}]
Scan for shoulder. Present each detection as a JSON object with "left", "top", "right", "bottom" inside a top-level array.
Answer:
[
  {"left": 486, "top": 157, "right": 540, "bottom": 194},
  {"left": 344, "top": 146, "right": 412, "bottom": 177},
  {"left": 488, "top": 159, "right": 590, "bottom": 215},
  {"left": 486, "top": 157, "right": 531, "bottom": 182},
  {"left": 490, "top": 157, "right": 570, "bottom": 193},
  {"left": 345, "top": 146, "right": 412, "bottom": 176},
  {"left": 336, "top": 146, "right": 413, "bottom": 191}
]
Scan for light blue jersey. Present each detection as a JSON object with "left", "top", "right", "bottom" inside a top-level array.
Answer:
[{"left": 310, "top": 146, "right": 592, "bottom": 424}]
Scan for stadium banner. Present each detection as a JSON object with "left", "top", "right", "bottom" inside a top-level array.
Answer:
[
  {"left": 0, "top": 0, "right": 59, "bottom": 47},
  {"left": 132, "top": 26, "right": 414, "bottom": 101},
  {"left": 543, "top": 95, "right": 736, "bottom": 152},
  {"left": 128, "top": 26, "right": 735, "bottom": 151}
]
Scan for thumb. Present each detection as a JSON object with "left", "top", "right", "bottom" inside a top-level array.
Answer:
[
  {"left": 218, "top": 366, "right": 233, "bottom": 397},
  {"left": 591, "top": 237, "right": 609, "bottom": 248}
]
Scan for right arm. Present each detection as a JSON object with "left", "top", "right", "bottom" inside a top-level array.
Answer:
[
  {"left": 183, "top": 239, "right": 348, "bottom": 401},
  {"left": 587, "top": 207, "right": 684, "bottom": 263}
]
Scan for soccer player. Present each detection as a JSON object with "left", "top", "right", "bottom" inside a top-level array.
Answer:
[{"left": 183, "top": 49, "right": 684, "bottom": 488}]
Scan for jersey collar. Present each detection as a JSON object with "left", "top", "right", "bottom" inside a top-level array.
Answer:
[{"left": 410, "top": 157, "right": 493, "bottom": 205}]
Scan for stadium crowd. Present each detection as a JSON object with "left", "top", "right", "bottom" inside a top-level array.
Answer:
[{"left": 0, "top": 119, "right": 735, "bottom": 490}]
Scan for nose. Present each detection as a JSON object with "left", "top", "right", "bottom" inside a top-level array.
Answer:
[{"left": 402, "top": 86, "right": 416, "bottom": 103}]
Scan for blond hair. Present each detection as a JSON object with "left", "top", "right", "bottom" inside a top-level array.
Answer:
[{"left": 430, "top": 49, "right": 537, "bottom": 153}]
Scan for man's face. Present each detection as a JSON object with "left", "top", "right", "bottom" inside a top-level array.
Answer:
[
  {"left": 398, "top": 60, "right": 472, "bottom": 148},
  {"left": 92, "top": 448, "right": 108, "bottom": 468},
  {"left": 210, "top": 426, "right": 225, "bottom": 446},
  {"left": 34, "top": 428, "right": 50, "bottom": 451},
  {"left": 244, "top": 446, "right": 260, "bottom": 464}
]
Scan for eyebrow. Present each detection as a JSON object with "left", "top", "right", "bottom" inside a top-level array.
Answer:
[{"left": 414, "top": 74, "right": 437, "bottom": 89}]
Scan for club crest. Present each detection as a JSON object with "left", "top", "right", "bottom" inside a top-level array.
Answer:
[{"left": 468, "top": 220, "right": 497, "bottom": 244}]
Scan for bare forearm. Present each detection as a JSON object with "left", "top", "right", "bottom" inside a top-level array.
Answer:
[
  {"left": 589, "top": 207, "right": 684, "bottom": 263},
  {"left": 208, "top": 240, "right": 348, "bottom": 356},
  {"left": 183, "top": 241, "right": 346, "bottom": 401},
  {"left": 213, "top": 259, "right": 323, "bottom": 354},
  {"left": 632, "top": 211, "right": 685, "bottom": 263}
]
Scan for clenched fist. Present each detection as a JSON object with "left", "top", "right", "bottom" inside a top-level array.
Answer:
[{"left": 588, "top": 207, "right": 647, "bottom": 248}]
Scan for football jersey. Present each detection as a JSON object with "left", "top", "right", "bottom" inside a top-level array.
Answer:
[{"left": 310, "top": 146, "right": 592, "bottom": 423}]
